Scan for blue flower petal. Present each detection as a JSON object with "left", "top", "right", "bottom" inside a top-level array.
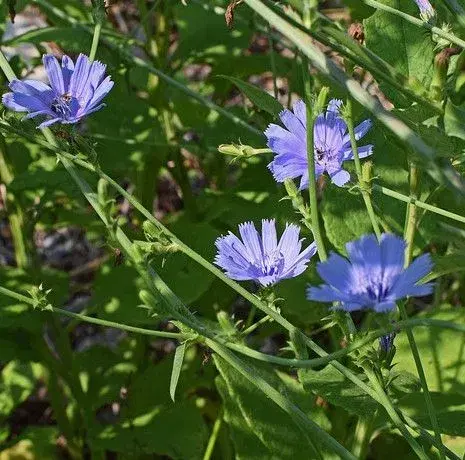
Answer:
[
  {"left": 43, "top": 54, "right": 65, "bottom": 95},
  {"left": 391, "top": 253, "right": 433, "bottom": 298}
]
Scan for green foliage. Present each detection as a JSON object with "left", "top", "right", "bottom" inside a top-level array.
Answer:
[
  {"left": 364, "top": 0, "right": 435, "bottom": 107},
  {"left": 299, "top": 364, "right": 380, "bottom": 417},
  {"left": 394, "top": 306, "right": 465, "bottom": 395},
  {"left": 0, "top": 361, "right": 38, "bottom": 419},
  {"left": 90, "top": 348, "right": 209, "bottom": 458},
  {"left": 218, "top": 75, "right": 284, "bottom": 116},
  {"left": 215, "top": 355, "right": 331, "bottom": 458}
]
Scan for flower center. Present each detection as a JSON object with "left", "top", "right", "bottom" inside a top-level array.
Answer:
[
  {"left": 258, "top": 251, "right": 285, "bottom": 277},
  {"left": 51, "top": 93, "right": 74, "bottom": 119},
  {"left": 314, "top": 144, "right": 339, "bottom": 169},
  {"left": 366, "top": 281, "right": 390, "bottom": 302}
]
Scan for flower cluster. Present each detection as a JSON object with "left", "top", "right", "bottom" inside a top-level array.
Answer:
[
  {"left": 265, "top": 99, "right": 373, "bottom": 189},
  {"left": 2, "top": 53, "right": 113, "bottom": 128},
  {"left": 214, "top": 98, "right": 434, "bottom": 316},
  {"left": 1, "top": 53, "right": 435, "bottom": 317}
]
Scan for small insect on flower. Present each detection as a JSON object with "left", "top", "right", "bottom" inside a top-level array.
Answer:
[
  {"left": 413, "top": 0, "right": 435, "bottom": 21},
  {"left": 265, "top": 99, "right": 373, "bottom": 190},
  {"left": 214, "top": 219, "right": 317, "bottom": 287},
  {"left": 2, "top": 53, "right": 114, "bottom": 128},
  {"left": 307, "top": 233, "right": 434, "bottom": 313}
]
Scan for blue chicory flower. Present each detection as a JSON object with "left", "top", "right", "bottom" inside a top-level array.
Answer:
[
  {"left": 414, "top": 0, "right": 435, "bottom": 20},
  {"left": 265, "top": 99, "right": 373, "bottom": 189},
  {"left": 2, "top": 54, "right": 114, "bottom": 128},
  {"left": 307, "top": 233, "right": 433, "bottom": 313},
  {"left": 214, "top": 219, "right": 317, "bottom": 287}
]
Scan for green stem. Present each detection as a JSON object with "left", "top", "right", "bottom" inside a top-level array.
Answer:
[
  {"left": 362, "top": 0, "right": 465, "bottom": 49},
  {"left": 1, "top": 282, "right": 464, "bottom": 370},
  {"left": 398, "top": 305, "right": 446, "bottom": 459},
  {"left": 402, "top": 164, "right": 445, "bottom": 459},
  {"left": 54, "top": 306, "right": 188, "bottom": 339},
  {"left": 351, "top": 414, "right": 376, "bottom": 460},
  {"left": 0, "top": 134, "right": 28, "bottom": 268},
  {"left": 303, "top": 77, "right": 328, "bottom": 261},
  {"left": 202, "top": 411, "right": 224, "bottom": 460},
  {"left": 89, "top": 21, "right": 102, "bottom": 62},
  {"left": 344, "top": 99, "right": 381, "bottom": 239},
  {"left": 268, "top": 26, "right": 278, "bottom": 99},
  {"left": 363, "top": 365, "right": 428, "bottom": 459},
  {"left": 373, "top": 184, "right": 465, "bottom": 224},
  {"left": 0, "top": 51, "right": 16, "bottom": 82},
  {"left": 404, "top": 164, "right": 419, "bottom": 265},
  {"left": 241, "top": 314, "right": 272, "bottom": 336}
]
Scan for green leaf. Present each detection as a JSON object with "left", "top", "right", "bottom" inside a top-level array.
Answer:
[
  {"left": 152, "top": 216, "right": 217, "bottom": 305},
  {"left": 0, "top": 427, "right": 58, "bottom": 460},
  {"left": 364, "top": 0, "right": 435, "bottom": 107},
  {"left": 92, "top": 352, "right": 209, "bottom": 458},
  {"left": 321, "top": 185, "right": 374, "bottom": 253},
  {"left": 170, "top": 342, "right": 186, "bottom": 402},
  {"left": 445, "top": 100, "right": 465, "bottom": 141},
  {"left": 393, "top": 306, "right": 465, "bottom": 395},
  {"left": 92, "top": 263, "right": 160, "bottom": 325},
  {"left": 3, "top": 26, "right": 92, "bottom": 52},
  {"left": 299, "top": 365, "right": 380, "bottom": 417},
  {"left": 218, "top": 75, "right": 284, "bottom": 116},
  {"left": 422, "top": 252, "right": 465, "bottom": 283},
  {"left": 0, "top": 361, "right": 38, "bottom": 419},
  {"left": 397, "top": 392, "right": 465, "bottom": 436},
  {"left": 214, "top": 356, "right": 331, "bottom": 459}
]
